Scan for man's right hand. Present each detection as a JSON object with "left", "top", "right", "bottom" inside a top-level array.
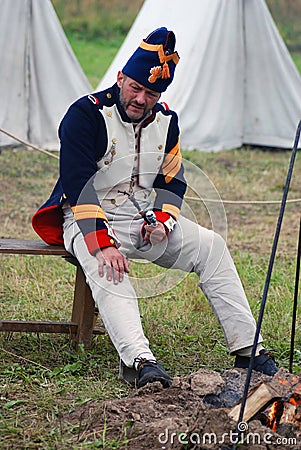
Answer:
[{"left": 95, "top": 247, "right": 129, "bottom": 285}]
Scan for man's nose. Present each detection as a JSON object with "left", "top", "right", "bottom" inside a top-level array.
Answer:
[{"left": 135, "top": 91, "right": 146, "bottom": 104}]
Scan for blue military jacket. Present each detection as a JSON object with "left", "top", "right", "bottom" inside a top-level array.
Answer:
[{"left": 32, "top": 83, "right": 186, "bottom": 255}]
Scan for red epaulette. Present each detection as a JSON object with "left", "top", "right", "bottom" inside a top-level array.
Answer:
[
  {"left": 160, "top": 101, "right": 169, "bottom": 111},
  {"left": 88, "top": 94, "right": 100, "bottom": 105}
]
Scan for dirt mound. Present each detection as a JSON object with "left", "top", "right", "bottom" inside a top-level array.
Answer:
[{"left": 64, "top": 368, "right": 301, "bottom": 449}]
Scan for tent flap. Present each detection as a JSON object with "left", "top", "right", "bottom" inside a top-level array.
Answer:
[{"left": 0, "top": 0, "right": 91, "bottom": 149}]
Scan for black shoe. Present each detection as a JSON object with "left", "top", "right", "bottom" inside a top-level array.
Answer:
[
  {"left": 234, "top": 349, "right": 278, "bottom": 376},
  {"left": 135, "top": 358, "right": 172, "bottom": 388}
]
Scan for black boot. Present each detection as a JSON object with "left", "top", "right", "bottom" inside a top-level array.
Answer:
[
  {"left": 234, "top": 349, "right": 278, "bottom": 376},
  {"left": 135, "top": 358, "right": 172, "bottom": 388}
]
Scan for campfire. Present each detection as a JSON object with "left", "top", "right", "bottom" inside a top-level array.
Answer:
[
  {"left": 228, "top": 371, "right": 301, "bottom": 433},
  {"left": 259, "top": 391, "right": 301, "bottom": 432}
]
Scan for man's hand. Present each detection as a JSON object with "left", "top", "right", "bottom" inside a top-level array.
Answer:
[
  {"left": 143, "top": 222, "right": 167, "bottom": 245},
  {"left": 95, "top": 247, "right": 129, "bottom": 284}
]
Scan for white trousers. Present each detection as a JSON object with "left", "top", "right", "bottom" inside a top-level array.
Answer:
[{"left": 63, "top": 201, "right": 262, "bottom": 368}]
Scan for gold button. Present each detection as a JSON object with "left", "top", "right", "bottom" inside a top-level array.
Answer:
[
  {"left": 158, "top": 145, "right": 163, "bottom": 150},
  {"left": 110, "top": 199, "right": 116, "bottom": 204},
  {"left": 157, "top": 118, "right": 160, "bottom": 122},
  {"left": 134, "top": 156, "right": 138, "bottom": 161},
  {"left": 111, "top": 150, "right": 116, "bottom": 156},
  {"left": 112, "top": 138, "right": 117, "bottom": 144},
  {"left": 107, "top": 93, "right": 112, "bottom": 98},
  {"left": 109, "top": 239, "right": 115, "bottom": 244},
  {"left": 107, "top": 112, "right": 112, "bottom": 117},
  {"left": 157, "top": 156, "right": 162, "bottom": 160},
  {"left": 104, "top": 160, "right": 110, "bottom": 165}
]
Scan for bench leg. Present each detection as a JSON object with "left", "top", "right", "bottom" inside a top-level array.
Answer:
[{"left": 71, "top": 265, "right": 98, "bottom": 350}]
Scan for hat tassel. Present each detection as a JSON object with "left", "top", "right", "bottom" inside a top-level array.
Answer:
[{"left": 162, "top": 61, "right": 170, "bottom": 79}]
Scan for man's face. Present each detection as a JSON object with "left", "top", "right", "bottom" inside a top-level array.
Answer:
[{"left": 117, "top": 71, "right": 161, "bottom": 122}]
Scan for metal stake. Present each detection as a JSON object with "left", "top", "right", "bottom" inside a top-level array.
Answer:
[
  {"left": 289, "top": 214, "right": 301, "bottom": 373},
  {"left": 232, "top": 120, "right": 301, "bottom": 449}
]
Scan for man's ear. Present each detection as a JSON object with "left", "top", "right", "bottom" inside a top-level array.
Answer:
[{"left": 117, "top": 71, "right": 124, "bottom": 88}]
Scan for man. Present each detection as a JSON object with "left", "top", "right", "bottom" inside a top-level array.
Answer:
[{"left": 32, "top": 27, "right": 277, "bottom": 388}]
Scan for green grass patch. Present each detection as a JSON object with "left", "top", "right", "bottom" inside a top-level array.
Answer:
[
  {"left": 52, "top": 0, "right": 143, "bottom": 41},
  {"left": 66, "top": 33, "right": 122, "bottom": 88}
]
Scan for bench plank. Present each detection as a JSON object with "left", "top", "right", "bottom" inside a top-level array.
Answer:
[
  {"left": 0, "top": 238, "right": 69, "bottom": 255},
  {"left": 0, "top": 320, "right": 78, "bottom": 334},
  {"left": 0, "top": 320, "right": 104, "bottom": 335}
]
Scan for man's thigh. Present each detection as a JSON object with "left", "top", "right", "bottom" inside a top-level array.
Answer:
[{"left": 152, "top": 216, "right": 214, "bottom": 272}]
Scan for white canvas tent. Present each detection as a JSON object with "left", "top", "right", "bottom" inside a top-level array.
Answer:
[
  {"left": 0, "top": 0, "right": 91, "bottom": 149},
  {"left": 98, "top": 0, "right": 301, "bottom": 151}
]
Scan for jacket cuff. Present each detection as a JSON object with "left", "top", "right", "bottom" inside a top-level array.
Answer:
[
  {"left": 84, "top": 229, "right": 117, "bottom": 255},
  {"left": 154, "top": 211, "right": 177, "bottom": 234}
]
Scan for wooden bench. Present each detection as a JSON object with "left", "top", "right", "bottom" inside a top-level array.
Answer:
[{"left": 0, "top": 238, "right": 105, "bottom": 349}]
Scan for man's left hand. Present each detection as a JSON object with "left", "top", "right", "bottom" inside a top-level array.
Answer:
[{"left": 143, "top": 222, "right": 167, "bottom": 245}]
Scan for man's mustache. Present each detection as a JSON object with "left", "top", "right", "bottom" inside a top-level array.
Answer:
[{"left": 129, "top": 100, "right": 145, "bottom": 108}]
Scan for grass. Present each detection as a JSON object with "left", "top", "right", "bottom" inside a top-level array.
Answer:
[
  {"left": 1, "top": 9, "right": 301, "bottom": 449},
  {"left": 66, "top": 34, "right": 123, "bottom": 88}
]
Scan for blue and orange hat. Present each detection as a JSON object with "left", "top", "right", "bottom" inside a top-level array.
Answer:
[{"left": 122, "top": 27, "right": 180, "bottom": 93}]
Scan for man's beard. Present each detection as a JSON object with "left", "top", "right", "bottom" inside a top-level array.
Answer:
[{"left": 120, "top": 96, "right": 148, "bottom": 121}]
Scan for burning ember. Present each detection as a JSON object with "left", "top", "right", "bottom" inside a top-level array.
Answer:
[
  {"left": 262, "top": 399, "right": 283, "bottom": 431},
  {"left": 290, "top": 392, "right": 301, "bottom": 406},
  {"left": 259, "top": 391, "right": 301, "bottom": 432}
]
